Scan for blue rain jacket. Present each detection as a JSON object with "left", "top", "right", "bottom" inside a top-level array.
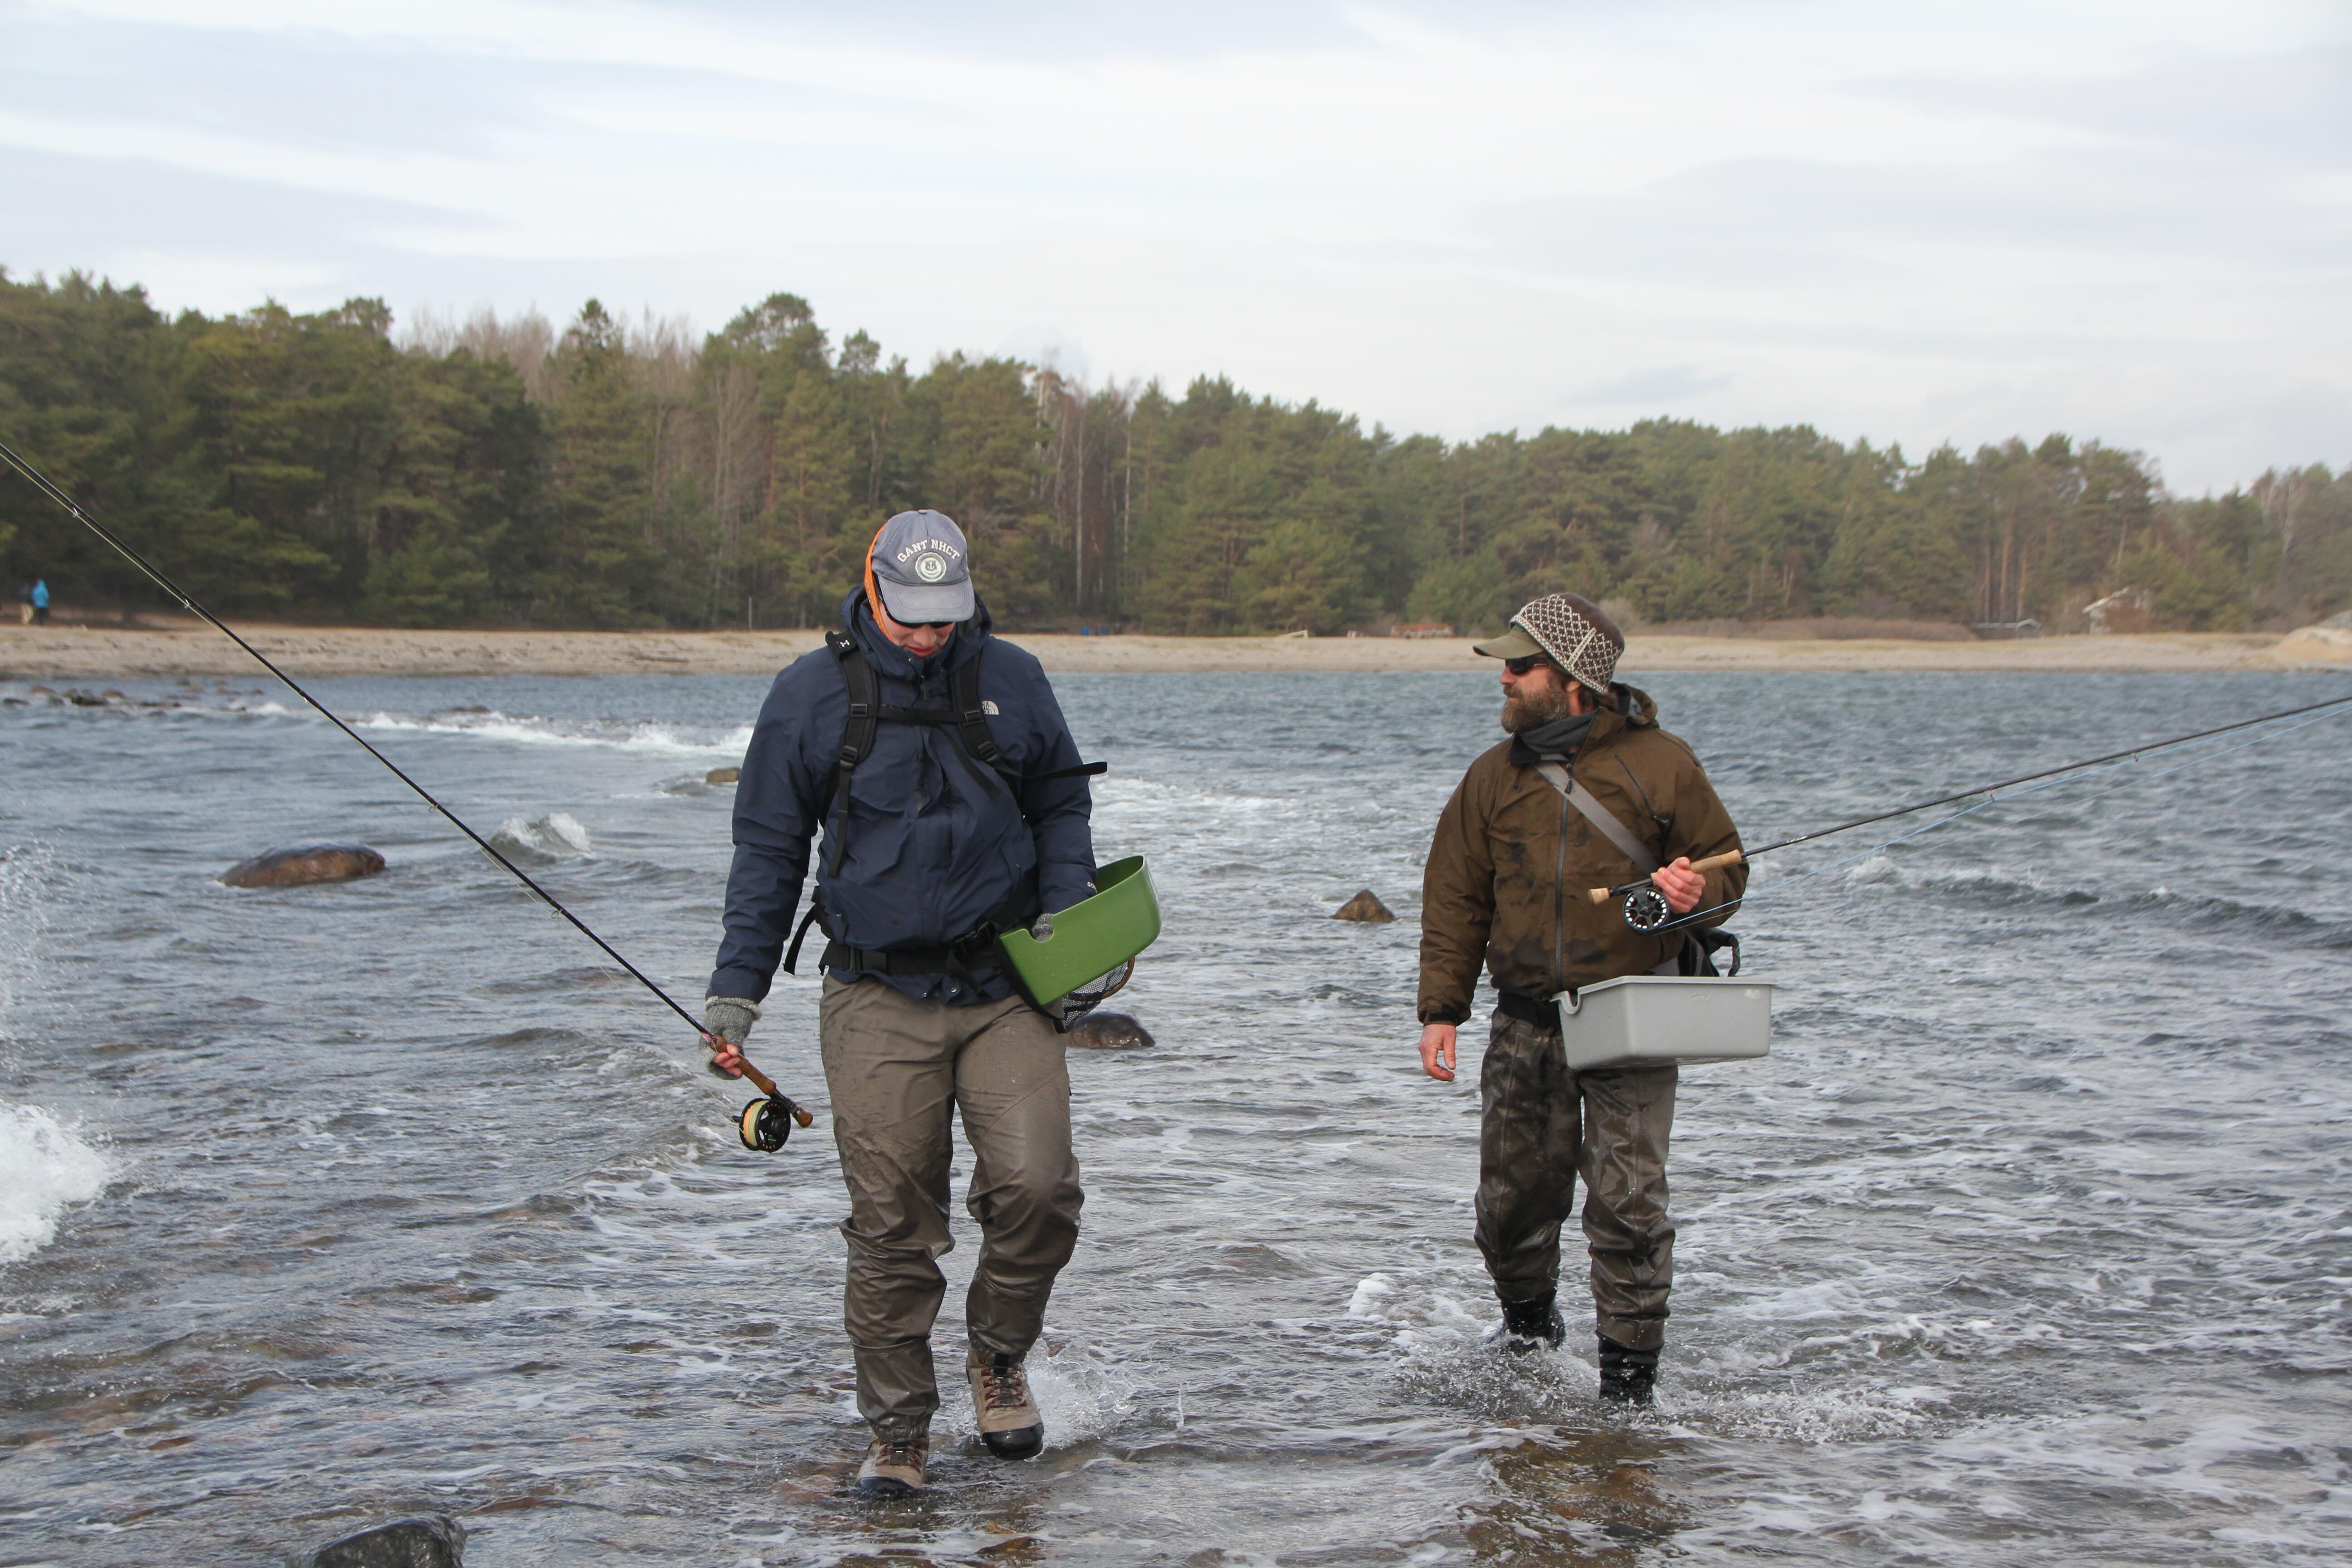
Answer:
[{"left": 708, "top": 590, "right": 1096, "bottom": 1006}]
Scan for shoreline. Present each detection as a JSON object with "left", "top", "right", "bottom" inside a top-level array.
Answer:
[{"left": 1, "top": 622, "right": 2341, "bottom": 679}]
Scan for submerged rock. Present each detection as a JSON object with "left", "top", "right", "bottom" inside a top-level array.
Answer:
[
  {"left": 1333, "top": 889, "right": 1395, "bottom": 923},
  {"left": 1068, "top": 1012, "right": 1155, "bottom": 1050},
  {"left": 220, "top": 844, "right": 387, "bottom": 889},
  {"left": 706, "top": 766, "right": 741, "bottom": 784},
  {"left": 304, "top": 1515, "right": 464, "bottom": 1568}
]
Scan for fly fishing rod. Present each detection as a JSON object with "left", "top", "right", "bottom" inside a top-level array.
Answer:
[
  {"left": 1589, "top": 686, "right": 2352, "bottom": 931},
  {"left": 0, "top": 436, "right": 812, "bottom": 1152}
]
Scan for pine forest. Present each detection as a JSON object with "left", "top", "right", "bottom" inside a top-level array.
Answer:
[{"left": 4, "top": 271, "right": 2346, "bottom": 635}]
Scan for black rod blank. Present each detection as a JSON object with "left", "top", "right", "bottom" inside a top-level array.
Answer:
[{"left": 1744, "top": 689, "right": 2352, "bottom": 861}]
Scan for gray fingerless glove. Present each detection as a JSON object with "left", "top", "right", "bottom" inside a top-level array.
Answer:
[{"left": 702, "top": 995, "right": 760, "bottom": 1049}]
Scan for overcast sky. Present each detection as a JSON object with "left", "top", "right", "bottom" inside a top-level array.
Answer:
[{"left": 4, "top": 0, "right": 2347, "bottom": 491}]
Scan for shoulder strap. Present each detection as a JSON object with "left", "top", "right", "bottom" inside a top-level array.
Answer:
[
  {"left": 950, "top": 646, "right": 1020, "bottom": 789},
  {"left": 821, "top": 629, "right": 877, "bottom": 876},
  {"left": 1536, "top": 762, "right": 1659, "bottom": 874}
]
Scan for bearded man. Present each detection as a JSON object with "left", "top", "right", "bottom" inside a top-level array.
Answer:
[{"left": 1415, "top": 593, "right": 1746, "bottom": 1404}]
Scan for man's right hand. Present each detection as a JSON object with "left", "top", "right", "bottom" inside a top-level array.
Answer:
[
  {"left": 703, "top": 1035, "right": 746, "bottom": 1078},
  {"left": 1419, "top": 1022, "right": 1457, "bottom": 1082},
  {"left": 702, "top": 997, "right": 760, "bottom": 1078}
]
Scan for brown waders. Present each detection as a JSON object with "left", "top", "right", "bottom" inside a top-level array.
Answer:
[
  {"left": 1475, "top": 1008, "right": 1676, "bottom": 1351},
  {"left": 819, "top": 976, "right": 1083, "bottom": 1441}
]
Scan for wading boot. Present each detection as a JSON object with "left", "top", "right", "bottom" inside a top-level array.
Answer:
[
  {"left": 967, "top": 1350, "right": 1044, "bottom": 1460},
  {"left": 1493, "top": 1293, "right": 1566, "bottom": 1354},
  {"left": 857, "top": 1432, "right": 927, "bottom": 1497},
  {"left": 1597, "top": 1335, "right": 1659, "bottom": 1406}
]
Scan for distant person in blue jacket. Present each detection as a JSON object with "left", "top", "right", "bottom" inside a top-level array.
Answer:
[
  {"left": 701, "top": 510, "right": 1097, "bottom": 1497},
  {"left": 29, "top": 579, "right": 49, "bottom": 625}
]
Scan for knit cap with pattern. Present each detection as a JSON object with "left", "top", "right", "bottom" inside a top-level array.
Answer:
[{"left": 1471, "top": 593, "right": 1626, "bottom": 697}]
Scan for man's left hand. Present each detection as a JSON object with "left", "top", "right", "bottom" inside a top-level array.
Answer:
[{"left": 1651, "top": 856, "right": 1705, "bottom": 915}]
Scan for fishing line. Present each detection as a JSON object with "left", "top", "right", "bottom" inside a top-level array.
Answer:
[
  {"left": 1639, "top": 692, "right": 2352, "bottom": 935},
  {"left": 0, "top": 436, "right": 812, "bottom": 1146},
  {"left": 1744, "top": 689, "right": 2352, "bottom": 860}
]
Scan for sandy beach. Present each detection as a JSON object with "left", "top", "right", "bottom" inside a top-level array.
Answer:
[{"left": 2, "top": 619, "right": 2345, "bottom": 680}]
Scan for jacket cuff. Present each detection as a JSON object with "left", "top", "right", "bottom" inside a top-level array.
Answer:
[
  {"left": 707, "top": 968, "right": 774, "bottom": 1004},
  {"left": 1418, "top": 1003, "right": 1470, "bottom": 1026}
]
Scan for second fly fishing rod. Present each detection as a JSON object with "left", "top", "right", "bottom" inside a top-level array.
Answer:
[
  {"left": 0, "top": 435, "right": 813, "bottom": 1153},
  {"left": 1589, "top": 686, "right": 2352, "bottom": 931}
]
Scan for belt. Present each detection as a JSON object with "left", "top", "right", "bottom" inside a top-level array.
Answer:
[
  {"left": 814, "top": 870, "right": 1040, "bottom": 982},
  {"left": 819, "top": 936, "right": 999, "bottom": 978},
  {"left": 1493, "top": 990, "right": 1559, "bottom": 1029}
]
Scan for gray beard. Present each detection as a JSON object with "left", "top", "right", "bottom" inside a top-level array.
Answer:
[{"left": 1502, "top": 686, "right": 1571, "bottom": 734}]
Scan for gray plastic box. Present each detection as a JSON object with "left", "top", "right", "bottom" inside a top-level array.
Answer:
[{"left": 1548, "top": 975, "right": 1775, "bottom": 1071}]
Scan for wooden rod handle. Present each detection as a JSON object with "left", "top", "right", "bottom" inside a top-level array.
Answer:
[
  {"left": 735, "top": 1058, "right": 816, "bottom": 1126},
  {"left": 1585, "top": 848, "right": 1745, "bottom": 904}
]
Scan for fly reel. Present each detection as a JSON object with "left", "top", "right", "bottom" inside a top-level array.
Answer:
[
  {"left": 1620, "top": 884, "right": 1673, "bottom": 932},
  {"left": 1586, "top": 849, "right": 1748, "bottom": 932},
  {"left": 739, "top": 1094, "right": 808, "bottom": 1153}
]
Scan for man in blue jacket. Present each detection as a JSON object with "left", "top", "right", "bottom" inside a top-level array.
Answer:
[{"left": 702, "top": 510, "right": 1096, "bottom": 1497}]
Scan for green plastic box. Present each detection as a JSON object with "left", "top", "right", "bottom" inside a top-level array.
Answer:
[{"left": 997, "top": 856, "right": 1161, "bottom": 1006}]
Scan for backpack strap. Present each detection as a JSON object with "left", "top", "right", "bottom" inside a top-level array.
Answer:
[
  {"left": 951, "top": 647, "right": 1022, "bottom": 794},
  {"left": 781, "top": 903, "right": 827, "bottom": 975},
  {"left": 819, "top": 629, "right": 878, "bottom": 876}
]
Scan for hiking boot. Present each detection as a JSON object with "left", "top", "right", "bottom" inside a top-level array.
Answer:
[
  {"left": 967, "top": 1350, "right": 1044, "bottom": 1460},
  {"left": 1597, "top": 1335, "right": 1659, "bottom": 1406},
  {"left": 1493, "top": 1293, "right": 1566, "bottom": 1354},
  {"left": 857, "top": 1432, "right": 927, "bottom": 1497}
]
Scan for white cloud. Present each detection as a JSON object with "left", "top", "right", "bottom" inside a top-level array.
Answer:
[{"left": 2, "top": 0, "right": 2346, "bottom": 489}]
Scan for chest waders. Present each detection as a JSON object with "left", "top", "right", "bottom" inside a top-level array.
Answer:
[{"left": 780, "top": 629, "right": 1157, "bottom": 1024}]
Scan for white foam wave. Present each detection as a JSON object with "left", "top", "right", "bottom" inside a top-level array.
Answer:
[
  {"left": 354, "top": 710, "right": 751, "bottom": 759},
  {"left": 0, "top": 1106, "right": 113, "bottom": 1264},
  {"left": 493, "top": 813, "right": 593, "bottom": 857}
]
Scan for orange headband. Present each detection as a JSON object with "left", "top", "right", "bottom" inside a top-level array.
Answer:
[{"left": 862, "top": 522, "right": 887, "bottom": 622}]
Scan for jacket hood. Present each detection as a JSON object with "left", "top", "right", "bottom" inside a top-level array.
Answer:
[
  {"left": 1578, "top": 683, "right": 1658, "bottom": 750},
  {"left": 1612, "top": 683, "right": 1658, "bottom": 728},
  {"left": 838, "top": 586, "right": 995, "bottom": 682}
]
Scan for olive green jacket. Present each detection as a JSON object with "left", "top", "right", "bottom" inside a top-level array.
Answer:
[{"left": 1416, "top": 685, "right": 1746, "bottom": 1024}]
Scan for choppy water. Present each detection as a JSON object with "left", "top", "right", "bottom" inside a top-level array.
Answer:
[{"left": 4, "top": 666, "right": 2350, "bottom": 1567}]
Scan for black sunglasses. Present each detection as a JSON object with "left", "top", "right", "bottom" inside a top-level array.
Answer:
[{"left": 1503, "top": 654, "right": 1553, "bottom": 676}]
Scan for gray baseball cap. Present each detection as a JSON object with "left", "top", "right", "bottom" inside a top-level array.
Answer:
[{"left": 868, "top": 510, "right": 975, "bottom": 624}]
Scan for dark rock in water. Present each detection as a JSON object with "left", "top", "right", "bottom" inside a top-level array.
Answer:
[
  {"left": 66, "top": 688, "right": 107, "bottom": 706},
  {"left": 706, "top": 766, "right": 741, "bottom": 784},
  {"left": 305, "top": 1515, "right": 464, "bottom": 1568},
  {"left": 1068, "top": 1011, "right": 1155, "bottom": 1050},
  {"left": 1333, "top": 889, "right": 1395, "bottom": 923},
  {"left": 221, "top": 844, "right": 387, "bottom": 889}
]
